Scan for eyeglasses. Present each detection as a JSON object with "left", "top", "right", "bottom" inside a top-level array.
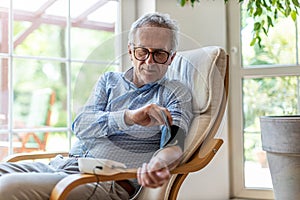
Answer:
[{"left": 132, "top": 47, "right": 172, "bottom": 64}]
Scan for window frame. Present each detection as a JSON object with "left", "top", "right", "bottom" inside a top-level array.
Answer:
[{"left": 227, "top": 2, "right": 300, "bottom": 199}]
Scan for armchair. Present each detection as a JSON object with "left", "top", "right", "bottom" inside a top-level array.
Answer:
[
  {"left": 6, "top": 46, "right": 229, "bottom": 200},
  {"left": 0, "top": 88, "right": 55, "bottom": 160},
  {"left": 16, "top": 88, "right": 55, "bottom": 152}
]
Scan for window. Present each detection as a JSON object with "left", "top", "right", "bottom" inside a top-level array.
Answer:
[
  {"left": 228, "top": 2, "right": 300, "bottom": 199},
  {"left": 0, "top": 0, "right": 120, "bottom": 160}
]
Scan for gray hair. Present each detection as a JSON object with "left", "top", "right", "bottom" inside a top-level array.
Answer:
[{"left": 128, "top": 12, "right": 179, "bottom": 51}]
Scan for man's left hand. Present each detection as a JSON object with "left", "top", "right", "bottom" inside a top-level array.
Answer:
[{"left": 137, "top": 156, "right": 171, "bottom": 188}]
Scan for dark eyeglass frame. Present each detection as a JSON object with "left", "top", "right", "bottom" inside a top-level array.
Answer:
[{"left": 132, "top": 46, "right": 173, "bottom": 64}]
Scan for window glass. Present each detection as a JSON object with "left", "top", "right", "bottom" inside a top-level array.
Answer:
[
  {"left": 70, "top": 28, "right": 115, "bottom": 61},
  {"left": 10, "top": 131, "right": 69, "bottom": 154},
  {"left": 13, "top": 59, "right": 67, "bottom": 128},
  {"left": 0, "top": 58, "right": 8, "bottom": 127},
  {"left": 12, "top": 0, "right": 67, "bottom": 57},
  {"left": 70, "top": 0, "right": 117, "bottom": 60},
  {"left": 44, "top": 131, "right": 69, "bottom": 152},
  {"left": 14, "top": 23, "right": 67, "bottom": 57},
  {"left": 241, "top": 5, "right": 297, "bottom": 67},
  {"left": 0, "top": 1, "right": 9, "bottom": 54},
  {"left": 0, "top": 58, "right": 9, "bottom": 160}
]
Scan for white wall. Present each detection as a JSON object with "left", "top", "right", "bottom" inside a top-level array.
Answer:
[
  {"left": 156, "top": 1, "right": 227, "bottom": 50},
  {"left": 154, "top": 1, "right": 230, "bottom": 199}
]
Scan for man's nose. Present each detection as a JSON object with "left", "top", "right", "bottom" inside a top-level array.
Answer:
[{"left": 145, "top": 53, "right": 155, "bottom": 65}]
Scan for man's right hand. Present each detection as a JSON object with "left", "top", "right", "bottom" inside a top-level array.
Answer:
[{"left": 124, "top": 104, "right": 172, "bottom": 127}]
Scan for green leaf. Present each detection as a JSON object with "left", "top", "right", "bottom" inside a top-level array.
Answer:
[
  {"left": 274, "top": 9, "right": 278, "bottom": 19},
  {"left": 267, "top": 15, "right": 274, "bottom": 27},
  {"left": 291, "top": 10, "right": 298, "bottom": 21},
  {"left": 247, "top": 1, "right": 254, "bottom": 13},
  {"left": 190, "top": 0, "right": 195, "bottom": 7},
  {"left": 285, "top": 8, "right": 291, "bottom": 17},
  {"left": 262, "top": 27, "right": 267, "bottom": 35},
  {"left": 292, "top": 0, "right": 300, "bottom": 7},
  {"left": 253, "top": 22, "right": 261, "bottom": 31},
  {"left": 254, "top": 7, "right": 263, "bottom": 16},
  {"left": 189, "top": 0, "right": 200, "bottom": 7},
  {"left": 248, "top": 6, "right": 254, "bottom": 16},
  {"left": 270, "top": 0, "right": 276, "bottom": 6},
  {"left": 178, "top": 0, "right": 186, "bottom": 7},
  {"left": 250, "top": 37, "right": 257, "bottom": 46},
  {"left": 276, "top": 1, "right": 284, "bottom": 10},
  {"left": 257, "top": 37, "right": 262, "bottom": 48},
  {"left": 285, "top": 0, "right": 292, "bottom": 17},
  {"left": 262, "top": 0, "right": 268, "bottom": 8}
]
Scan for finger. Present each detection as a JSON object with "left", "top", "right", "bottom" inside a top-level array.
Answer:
[
  {"left": 137, "top": 167, "right": 142, "bottom": 185},
  {"left": 148, "top": 157, "right": 167, "bottom": 171},
  {"left": 158, "top": 108, "right": 173, "bottom": 127},
  {"left": 165, "top": 109, "right": 173, "bottom": 125},
  {"left": 146, "top": 169, "right": 170, "bottom": 188},
  {"left": 146, "top": 170, "right": 162, "bottom": 186},
  {"left": 140, "top": 163, "right": 149, "bottom": 186},
  {"left": 156, "top": 168, "right": 171, "bottom": 180},
  {"left": 133, "top": 110, "right": 151, "bottom": 125},
  {"left": 147, "top": 107, "right": 163, "bottom": 125},
  {"left": 146, "top": 159, "right": 170, "bottom": 187},
  {"left": 141, "top": 163, "right": 162, "bottom": 188}
]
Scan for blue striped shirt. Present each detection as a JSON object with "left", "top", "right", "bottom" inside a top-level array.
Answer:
[{"left": 70, "top": 67, "right": 193, "bottom": 168}]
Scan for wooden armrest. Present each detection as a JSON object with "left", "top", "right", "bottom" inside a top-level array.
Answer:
[
  {"left": 50, "top": 138, "right": 223, "bottom": 200},
  {"left": 3, "top": 151, "right": 69, "bottom": 162},
  {"left": 172, "top": 138, "right": 223, "bottom": 174},
  {"left": 50, "top": 169, "right": 137, "bottom": 200}
]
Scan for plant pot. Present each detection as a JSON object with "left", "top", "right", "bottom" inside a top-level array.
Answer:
[{"left": 260, "top": 115, "right": 300, "bottom": 200}]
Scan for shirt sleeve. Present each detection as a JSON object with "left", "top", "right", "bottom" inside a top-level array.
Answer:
[
  {"left": 164, "top": 80, "right": 193, "bottom": 142},
  {"left": 72, "top": 73, "right": 129, "bottom": 139},
  {"left": 159, "top": 80, "right": 193, "bottom": 151}
]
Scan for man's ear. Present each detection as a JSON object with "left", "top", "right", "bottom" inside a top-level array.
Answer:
[
  {"left": 128, "top": 44, "right": 133, "bottom": 60},
  {"left": 170, "top": 52, "right": 176, "bottom": 61},
  {"left": 169, "top": 52, "right": 177, "bottom": 64}
]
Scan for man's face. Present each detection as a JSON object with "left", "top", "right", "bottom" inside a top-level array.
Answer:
[{"left": 128, "top": 27, "right": 176, "bottom": 87}]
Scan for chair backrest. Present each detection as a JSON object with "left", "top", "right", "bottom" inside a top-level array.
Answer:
[
  {"left": 169, "top": 46, "right": 227, "bottom": 162},
  {"left": 136, "top": 46, "right": 228, "bottom": 200},
  {"left": 26, "top": 88, "right": 55, "bottom": 127},
  {"left": 25, "top": 88, "right": 55, "bottom": 147}
]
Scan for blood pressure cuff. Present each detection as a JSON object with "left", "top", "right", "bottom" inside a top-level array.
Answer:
[{"left": 160, "top": 125, "right": 185, "bottom": 150}]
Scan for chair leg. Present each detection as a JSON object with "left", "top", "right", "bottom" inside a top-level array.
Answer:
[{"left": 168, "top": 174, "right": 188, "bottom": 200}]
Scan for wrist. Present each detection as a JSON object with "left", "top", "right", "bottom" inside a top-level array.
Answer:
[{"left": 124, "top": 109, "right": 134, "bottom": 126}]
